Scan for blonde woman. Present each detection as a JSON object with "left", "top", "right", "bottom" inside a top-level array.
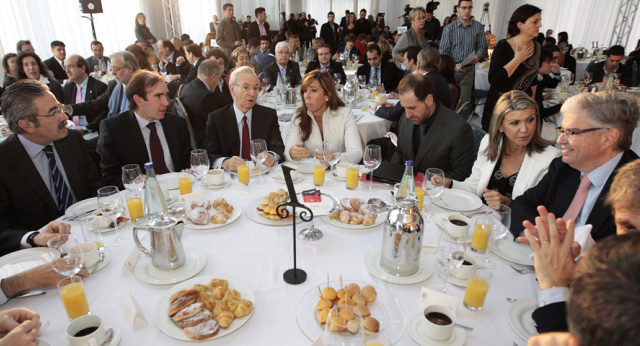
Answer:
[{"left": 135, "top": 13, "right": 156, "bottom": 47}]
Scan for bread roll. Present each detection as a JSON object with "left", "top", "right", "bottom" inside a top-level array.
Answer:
[{"left": 233, "top": 299, "right": 253, "bottom": 318}]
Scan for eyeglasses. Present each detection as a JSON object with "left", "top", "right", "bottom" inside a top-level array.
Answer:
[
  {"left": 276, "top": 50, "right": 291, "bottom": 55},
  {"left": 36, "top": 103, "right": 66, "bottom": 118},
  {"left": 555, "top": 127, "right": 606, "bottom": 138},
  {"left": 64, "top": 65, "right": 78, "bottom": 70},
  {"left": 232, "top": 83, "right": 260, "bottom": 93},
  {"left": 112, "top": 65, "right": 126, "bottom": 73}
]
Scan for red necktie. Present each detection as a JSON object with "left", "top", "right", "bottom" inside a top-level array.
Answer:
[
  {"left": 563, "top": 175, "right": 591, "bottom": 221},
  {"left": 241, "top": 115, "right": 250, "bottom": 160},
  {"left": 147, "top": 122, "right": 169, "bottom": 174}
]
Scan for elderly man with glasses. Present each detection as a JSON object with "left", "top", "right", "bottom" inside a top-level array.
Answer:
[
  {"left": 262, "top": 41, "right": 302, "bottom": 91},
  {"left": 509, "top": 91, "right": 639, "bottom": 241}
]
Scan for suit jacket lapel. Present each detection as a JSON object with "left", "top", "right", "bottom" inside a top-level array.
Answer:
[
  {"left": 414, "top": 109, "right": 445, "bottom": 165},
  {"left": 54, "top": 135, "right": 81, "bottom": 201},
  {"left": 160, "top": 116, "right": 180, "bottom": 166},
  {"left": 86, "top": 78, "right": 95, "bottom": 101},
  {"left": 225, "top": 106, "right": 241, "bottom": 155},
  {"left": 122, "top": 111, "right": 150, "bottom": 161}
]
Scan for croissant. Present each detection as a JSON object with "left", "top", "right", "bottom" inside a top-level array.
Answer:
[
  {"left": 362, "top": 214, "right": 376, "bottom": 226},
  {"left": 349, "top": 212, "right": 363, "bottom": 225},
  {"left": 208, "top": 279, "right": 228, "bottom": 289},
  {"left": 212, "top": 198, "right": 227, "bottom": 207},
  {"left": 233, "top": 299, "right": 253, "bottom": 318},
  {"left": 339, "top": 210, "right": 350, "bottom": 224},
  {"left": 211, "top": 304, "right": 225, "bottom": 319},
  {"left": 212, "top": 286, "right": 228, "bottom": 300},
  {"left": 328, "top": 210, "right": 340, "bottom": 220},
  {"left": 211, "top": 213, "right": 228, "bottom": 224},
  {"left": 216, "top": 311, "right": 235, "bottom": 328}
]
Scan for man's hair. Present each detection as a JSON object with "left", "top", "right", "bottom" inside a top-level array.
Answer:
[
  {"left": 365, "top": 35, "right": 375, "bottom": 43},
  {"left": 318, "top": 43, "right": 332, "bottom": 52},
  {"left": 458, "top": 0, "right": 471, "bottom": 6},
  {"left": 1, "top": 79, "right": 50, "bottom": 134},
  {"left": 366, "top": 44, "right": 381, "bottom": 57},
  {"left": 255, "top": 7, "right": 265, "bottom": 16},
  {"left": 222, "top": 3, "right": 233, "bottom": 11},
  {"left": 357, "top": 33, "right": 367, "bottom": 41},
  {"left": 402, "top": 46, "right": 422, "bottom": 66},
  {"left": 328, "top": 11, "right": 334, "bottom": 17},
  {"left": 561, "top": 91, "right": 640, "bottom": 152},
  {"left": 567, "top": 232, "right": 640, "bottom": 346},
  {"left": 90, "top": 40, "right": 103, "bottom": 48},
  {"left": 360, "top": 8, "right": 367, "bottom": 14},
  {"left": 558, "top": 31, "right": 568, "bottom": 43},
  {"left": 51, "top": 40, "right": 65, "bottom": 49},
  {"left": 312, "top": 37, "right": 324, "bottom": 46},
  {"left": 111, "top": 51, "right": 139, "bottom": 71},
  {"left": 185, "top": 44, "right": 202, "bottom": 57},
  {"left": 606, "top": 159, "right": 640, "bottom": 212},
  {"left": 16, "top": 40, "right": 31, "bottom": 52},
  {"left": 180, "top": 34, "right": 191, "bottom": 42},
  {"left": 126, "top": 44, "right": 151, "bottom": 70},
  {"left": 229, "top": 66, "right": 257, "bottom": 87},
  {"left": 426, "top": 9, "right": 434, "bottom": 14},
  {"left": 345, "top": 33, "right": 356, "bottom": 43},
  {"left": 539, "top": 48, "right": 553, "bottom": 66},
  {"left": 71, "top": 55, "right": 89, "bottom": 73},
  {"left": 2, "top": 53, "right": 17, "bottom": 74},
  {"left": 126, "top": 70, "right": 164, "bottom": 111},
  {"left": 607, "top": 45, "right": 625, "bottom": 57},
  {"left": 205, "top": 48, "right": 228, "bottom": 68},
  {"left": 545, "top": 37, "right": 556, "bottom": 45},
  {"left": 135, "top": 39, "right": 148, "bottom": 46},
  {"left": 248, "top": 38, "right": 261, "bottom": 49},
  {"left": 260, "top": 35, "right": 270, "bottom": 43},
  {"left": 197, "top": 58, "right": 221, "bottom": 78},
  {"left": 544, "top": 44, "right": 561, "bottom": 53},
  {"left": 275, "top": 41, "right": 291, "bottom": 53},
  {"left": 398, "top": 74, "right": 435, "bottom": 102},
  {"left": 345, "top": 10, "right": 350, "bottom": 14},
  {"left": 417, "top": 46, "right": 440, "bottom": 72},
  {"left": 159, "top": 39, "right": 176, "bottom": 52}
]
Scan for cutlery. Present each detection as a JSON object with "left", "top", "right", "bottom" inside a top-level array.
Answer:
[
  {"left": 39, "top": 320, "right": 50, "bottom": 334},
  {"left": 455, "top": 322, "right": 473, "bottom": 331},
  {"left": 63, "top": 209, "right": 96, "bottom": 221},
  {"left": 438, "top": 197, "right": 449, "bottom": 207},
  {"left": 510, "top": 265, "right": 535, "bottom": 274},
  {"left": 101, "top": 328, "right": 114, "bottom": 345},
  {"left": 506, "top": 297, "right": 518, "bottom": 303},
  {"left": 8, "top": 290, "right": 46, "bottom": 301}
]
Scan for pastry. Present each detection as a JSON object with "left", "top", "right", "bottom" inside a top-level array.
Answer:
[
  {"left": 216, "top": 311, "right": 235, "bottom": 328},
  {"left": 211, "top": 213, "right": 228, "bottom": 224},
  {"left": 340, "top": 198, "right": 353, "bottom": 211},
  {"left": 346, "top": 319, "right": 360, "bottom": 335},
  {"left": 176, "top": 309, "right": 212, "bottom": 328},
  {"left": 328, "top": 210, "right": 340, "bottom": 220},
  {"left": 349, "top": 212, "right": 363, "bottom": 225},
  {"left": 187, "top": 207, "right": 209, "bottom": 225},
  {"left": 364, "top": 317, "right": 380, "bottom": 334},
  {"left": 318, "top": 309, "right": 330, "bottom": 325},
  {"left": 208, "top": 279, "right": 228, "bottom": 289},
  {"left": 338, "top": 306, "right": 355, "bottom": 320},
  {"left": 350, "top": 198, "right": 365, "bottom": 211},
  {"left": 321, "top": 287, "right": 337, "bottom": 301},
  {"left": 169, "top": 293, "right": 198, "bottom": 316},
  {"left": 362, "top": 286, "right": 377, "bottom": 304},
  {"left": 233, "top": 299, "right": 253, "bottom": 318},
  {"left": 359, "top": 204, "right": 378, "bottom": 216},
  {"left": 356, "top": 304, "right": 370, "bottom": 317},
  {"left": 191, "top": 199, "right": 211, "bottom": 210},
  {"left": 172, "top": 302, "right": 205, "bottom": 322},
  {"left": 338, "top": 210, "right": 350, "bottom": 224},
  {"left": 183, "top": 319, "right": 220, "bottom": 340},
  {"left": 317, "top": 299, "right": 333, "bottom": 311},
  {"left": 362, "top": 214, "right": 376, "bottom": 226},
  {"left": 211, "top": 286, "right": 227, "bottom": 300},
  {"left": 351, "top": 293, "right": 366, "bottom": 306},
  {"left": 346, "top": 283, "right": 360, "bottom": 297}
]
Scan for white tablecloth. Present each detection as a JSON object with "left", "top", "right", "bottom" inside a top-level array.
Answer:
[{"left": 4, "top": 173, "right": 539, "bottom": 346}]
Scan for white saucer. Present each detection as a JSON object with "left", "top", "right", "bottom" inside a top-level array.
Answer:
[
  {"left": 408, "top": 314, "right": 466, "bottom": 346},
  {"left": 364, "top": 249, "right": 434, "bottom": 285},
  {"left": 90, "top": 251, "right": 111, "bottom": 273},
  {"left": 64, "top": 325, "right": 121, "bottom": 346},
  {"left": 272, "top": 174, "right": 305, "bottom": 184},
  {"left": 436, "top": 266, "right": 468, "bottom": 287},
  {"left": 203, "top": 177, "right": 232, "bottom": 189},
  {"left": 134, "top": 248, "right": 206, "bottom": 285}
]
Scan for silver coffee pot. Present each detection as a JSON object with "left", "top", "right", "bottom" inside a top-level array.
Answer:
[
  {"left": 380, "top": 198, "right": 424, "bottom": 276},
  {"left": 133, "top": 216, "right": 186, "bottom": 270}
]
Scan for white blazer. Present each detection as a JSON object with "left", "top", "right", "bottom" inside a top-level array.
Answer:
[
  {"left": 284, "top": 106, "right": 363, "bottom": 163},
  {"left": 451, "top": 135, "right": 561, "bottom": 199}
]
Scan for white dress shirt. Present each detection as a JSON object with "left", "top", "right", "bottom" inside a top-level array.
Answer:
[{"left": 134, "top": 112, "right": 175, "bottom": 172}]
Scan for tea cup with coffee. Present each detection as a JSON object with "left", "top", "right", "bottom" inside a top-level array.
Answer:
[
  {"left": 206, "top": 169, "right": 225, "bottom": 186},
  {"left": 69, "top": 242, "right": 99, "bottom": 271},
  {"left": 421, "top": 305, "right": 456, "bottom": 341},
  {"left": 449, "top": 251, "right": 477, "bottom": 280},
  {"left": 439, "top": 214, "right": 471, "bottom": 240},
  {"left": 66, "top": 314, "right": 106, "bottom": 346}
]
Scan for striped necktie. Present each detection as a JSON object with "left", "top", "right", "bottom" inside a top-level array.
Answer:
[{"left": 43, "top": 145, "right": 75, "bottom": 212}]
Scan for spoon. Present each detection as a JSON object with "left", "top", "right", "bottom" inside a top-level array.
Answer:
[
  {"left": 510, "top": 264, "right": 535, "bottom": 274},
  {"left": 506, "top": 297, "right": 518, "bottom": 303},
  {"left": 367, "top": 198, "right": 390, "bottom": 212},
  {"left": 101, "top": 328, "right": 113, "bottom": 345}
]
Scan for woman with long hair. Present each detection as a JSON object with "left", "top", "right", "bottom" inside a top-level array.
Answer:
[
  {"left": 439, "top": 54, "right": 461, "bottom": 109},
  {"left": 341, "top": 13, "right": 358, "bottom": 42},
  {"left": 285, "top": 70, "right": 362, "bottom": 164},
  {"left": 135, "top": 13, "right": 157, "bottom": 47},
  {"left": 288, "top": 35, "right": 301, "bottom": 61},
  {"left": 126, "top": 44, "right": 152, "bottom": 71},
  {"left": 15, "top": 51, "right": 64, "bottom": 102}
]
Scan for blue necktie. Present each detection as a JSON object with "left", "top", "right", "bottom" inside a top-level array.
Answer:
[
  {"left": 43, "top": 145, "right": 75, "bottom": 212},
  {"left": 120, "top": 92, "right": 128, "bottom": 112}
]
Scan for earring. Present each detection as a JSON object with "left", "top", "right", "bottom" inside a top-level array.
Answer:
[{"left": 325, "top": 97, "right": 329, "bottom": 101}]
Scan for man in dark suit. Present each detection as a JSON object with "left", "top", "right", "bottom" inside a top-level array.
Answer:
[
  {"left": 204, "top": 67, "right": 284, "bottom": 171},
  {"left": 0, "top": 80, "right": 101, "bottom": 230},
  {"left": 355, "top": 9, "right": 372, "bottom": 37},
  {"left": 43, "top": 40, "right": 67, "bottom": 82},
  {"left": 86, "top": 41, "right": 110, "bottom": 73},
  {"left": 305, "top": 44, "right": 346, "bottom": 84},
  {"left": 183, "top": 44, "right": 205, "bottom": 84},
  {"left": 157, "top": 39, "right": 191, "bottom": 78},
  {"left": 63, "top": 55, "right": 107, "bottom": 131},
  {"left": 97, "top": 71, "right": 192, "bottom": 188},
  {"left": 391, "top": 74, "right": 476, "bottom": 180},
  {"left": 179, "top": 59, "right": 231, "bottom": 148},
  {"left": 546, "top": 44, "right": 577, "bottom": 81},
  {"left": 1, "top": 221, "right": 71, "bottom": 257},
  {"left": 263, "top": 41, "right": 302, "bottom": 90},
  {"left": 586, "top": 45, "right": 632, "bottom": 86},
  {"left": 248, "top": 7, "right": 271, "bottom": 42},
  {"left": 320, "top": 12, "right": 340, "bottom": 53},
  {"left": 356, "top": 44, "right": 404, "bottom": 92},
  {"left": 339, "top": 10, "right": 350, "bottom": 30},
  {"left": 510, "top": 92, "right": 639, "bottom": 241}
]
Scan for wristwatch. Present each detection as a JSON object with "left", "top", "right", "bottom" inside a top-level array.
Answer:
[{"left": 26, "top": 232, "right": 38, "bottom": 247}]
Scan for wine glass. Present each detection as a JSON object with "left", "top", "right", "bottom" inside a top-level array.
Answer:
[
  {"left": 250, "top": 139, "right": 268, "bottom": 184},
  {"left": 323, "top": 141, "right": 341, "bottom": 185},
  {"left": 343, "top": 82, "right": 356, "bottom": 105},
  {"left": 47, "top": 236, "right": 83, "bottom": 277},
  {"left": 190, "top": 149, "right": 210, "bottom": 181},
  {"left": 351, "top": 54, "right": 360, "bottom": 65},
  {"left": 97, "top": 186, "right": 125, "bottom": 247},
  {"left": 424, "top": 168, "right": 445, "bottom": 222},
  {"left": 332, "top": 73, "right": 341, "bottom": 85},
  {"left": 435, "top": 236, "right": 465, "bottom": 294},
  {"left": 363, "top": 144, "right": 381, "bottom": 191},
  {"left": 583, "top": 72, "right": 593, "bottom": 85},
  {"left": 121, "top": 164, "right": 143, "bottom": 192},
  {"left": 358, "top": 75, "right": 366, "bottom": 88},
  {"left": 258, "top": 72, "right": 271, "bottom": 102},
  {"left": 478, "top": 204, "right": 511, "bottom": 269},
  {"left": 612, "top": 72, "right": 621, "bottom": 85},
  {"left": 159, "top": 64, "right": 167, "bottom": 77}
]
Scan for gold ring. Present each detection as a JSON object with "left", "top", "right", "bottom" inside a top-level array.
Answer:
[{"left": 541, "top": 241, "right": 549, "bottom": 244}]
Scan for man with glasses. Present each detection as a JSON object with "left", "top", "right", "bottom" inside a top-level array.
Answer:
[
  {"left": 305, "top": 44, "right": 346, "bottom": 85},
  {"left": 204, "top": 67, "right": 284, "bottom": 171},
  {"left": 263, "top": 41, "right": 301, "bottom": 91},
  {"left": 439, "top": 0, "right": 488, "bottom": 107},
  {"left": 0, "top": 80, "right": 101, "bottom": 230},
  {"left": 62, "top": 55, "right": 107, "bottom": 133},
  {"left": 509, "top": 91, "right": 639, "bottom": 241}
]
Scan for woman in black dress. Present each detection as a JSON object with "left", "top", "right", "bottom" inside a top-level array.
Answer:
[
  {"left": 482, "top": 4, "right": 541, "bottom": 132},
  {"left": 341, "top": 13, "right": 357, "bottom": 42},
  {"left": 16, "top": 51, "right": 64, "bottom": 102},
  {"left": 135, "top": 13, "right": 157, "bottom": 47}
]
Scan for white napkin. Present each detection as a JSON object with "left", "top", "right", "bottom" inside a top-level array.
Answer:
[{"left": 574, "top": 224, "right": 595, "bottom": 255}]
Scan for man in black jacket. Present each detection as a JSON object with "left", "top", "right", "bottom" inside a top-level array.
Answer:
[
  {"left": 356, "top": 44, "right": 404, "bottom": 92},
  {"left": 43, "top": 40, "right": 67, "bottom": 82},
  {"left": 183, "top": 44, "right": 205, "bottom": 84},
  {"left": 248, "top": 7, "right": 271, "bottom": 42},
  {"left": 586, "top": 45, "right": 632, "bottom": 86},
  {"left": 158, "top": 39, "right": 191, "bottom": 78},
  {"left": 320, "top": 12, "right": 340, "bottom": 53}
]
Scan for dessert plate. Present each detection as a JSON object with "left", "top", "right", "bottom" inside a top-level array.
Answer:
[
  {"left": 134, "top": 248, "right": 206, "bottom": 285},
  {"left": 364, "top": 249, "right": 435, "bottom": 285},
  {"left": 407, "top": 314, "right": 466, "bottom": 346},
  {"left": 0, "top": 248, "right": 54, "bottom": 280},
  {"left": 492, "top": 237, "right": 534, "bottom": 266},
  {"left": 433, "top": 190, "right": 482, "bottom": 212},
  {"left": 185, "top": 205, "right": 242, "bottom": 230},
  {"left": 244, "top": 197, "right": 302, "bottom": 226},
  {"left": 508, "top": 299, "right": 538, "bottom": 342}
]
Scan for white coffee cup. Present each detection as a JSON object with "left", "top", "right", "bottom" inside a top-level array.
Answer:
[
  {"left": 70, "top": 242, "right": 99, "bottom": 271},
  {"left": 336, "top": 162, "right": 349, "bottom": 178},
  {"left": 450, "top": 251, "right": 477, "bottom": 280},
  {"left": 421, "top": 305, "right": 456, "bottom": 341},
  {"left": 206, "top": 169, "right": 224, "bottom": 185},
  {"left": 66, "top": 314, "right": 106, "bottom": 346},
  {"left": 439, "top": 214, "right": 471, "bottom": 239},
  {"left": 279, "top": 163, "right": 298, "bottom": 180}
]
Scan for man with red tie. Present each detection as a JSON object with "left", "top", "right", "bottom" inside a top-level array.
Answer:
[
  {"left": 509, "top": 91, "right": 639, "bottom": 242},
  {"left": 97, "top": 70, "right": 191, "bottom": 188},
  {"left": 203, "top": 66, "right": 284, "bottom": 171}
]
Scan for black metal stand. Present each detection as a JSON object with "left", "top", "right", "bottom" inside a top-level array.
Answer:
[{"left": 277, "top": 165, "right": 311, "bottom": 285}]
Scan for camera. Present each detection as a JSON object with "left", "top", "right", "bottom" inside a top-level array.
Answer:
[
  {"left": 426, "top": 1, "right": 440, "bottom": 12},
  {"left": 483, "top": 3, "right": 489, "bottom": 12},
  {"left": 404, "top": 4, "right": 413, "bottom": 16}
]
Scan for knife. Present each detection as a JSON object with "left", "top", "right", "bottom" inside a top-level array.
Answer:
[{"left": 63, "top": 208, "right": 97, "bottom": 221}]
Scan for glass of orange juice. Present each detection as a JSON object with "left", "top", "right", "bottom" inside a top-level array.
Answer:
[
  {"left": 415, "top": 187, "right": 425, "bottom": 210},
  {"left": 313, "top": 160, "right": 325, "bottom": 187},
  {"left": 464, "top": 268, "right": 491, "bottom": 311},
  {"left": 471, "top": 218, "right": 491, "bottom": 254},
  {"left": 346, "top": 164, "right": 359, "bottom": 190},
  {"left": 126, "top": 192, "right": 144, "bottom": 221},
  {"left": 58, "top": 276, "right": 90, "bottom": 320},
  {"left": 237, "top": 162, "right": 250, "bottom": 185},
  {"left": 177, "top": 173, "right": 192, "bottom": 195}
]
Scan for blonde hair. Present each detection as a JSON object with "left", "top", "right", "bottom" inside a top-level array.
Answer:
[
  {"left": 606, "top": 159, "right": 640, "bottom": 212},
  {"left": 409, "top": 7, "right": 426, "bottom": 22},
  {"left": 170, "top": 37, "right": 182, "bottom": 52},
  {"left": 231, "top": 46, "right": 250, "bottom": 65}
]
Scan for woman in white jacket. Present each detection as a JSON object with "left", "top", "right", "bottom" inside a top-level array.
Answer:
[
  {"left": 445, "top": 90, "right": 560, "bottom": 206},
  {"left": 285, "top": 70, "right": 363, "bottom": 163}
]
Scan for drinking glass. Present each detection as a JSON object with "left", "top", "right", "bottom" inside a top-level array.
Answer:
[
  {"left": 583, "top": 72, "right": 593, "bottom": 85},
  {"left": 424, "top": 168, "right": 445, "bottom": 222},
  {"left": 313, "top": 158, "right": 326, "bottom": 187},
  {"left": 159, "top": 64, "right": 167, "bottom": 77},
  {"left": 612, "top": 72, "right": 621, "bottom": 85},
  {"left": 323, "top": 141, "right": 341, "bottom": 185},
  {"left": 47, "top": 236, "right": 83, "bottom": 277},
  {"left": 321, "top": 304, "right": 363, "bottom": 346},
  {"left": 333, "top": 73, "right": 341, "bottom": 85},
  {"left": 363, "top": 144, "right": 381, "bottom": 191},
  {"left": 463, "top": 268, "right": 491, "bottom": 311},
  {"left": 258, "top": 72, "right": 271, "bottom": 102},
  {"left": 478, "top": 204, "right": 511, "bottom": 269},
  {"left": 80, "top": 216, "right": 104, "bottom": 258},
  {"left": 343, "top": 83, "right": 356, "bottom": 105},
  {"left": 58, "top": 276, "right": 90, "bottom": 320},
  {"left": 121, "top": 164, "right": 143, "bottom": 192},
  {"left": 250, "top": 139, "right": 268, "bottom": 184},
  {"left": 435, "top": 236, "right": 465, "bottom": 294},
  {"left": 97, "top": 186, "right": 125, "bottom": 247},
  {"left": 357, "top": 75, "right": 366, "bottom": 89},
  {"left": 190, "top": 149, "right": 210, "bottom": 181},
  {"left": 351, "top": 54, "right": 360, "bottom": 65}
]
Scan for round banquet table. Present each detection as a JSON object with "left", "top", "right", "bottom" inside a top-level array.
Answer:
[{"left": 5, "top": 173, "right": 539, "bottom": 345}]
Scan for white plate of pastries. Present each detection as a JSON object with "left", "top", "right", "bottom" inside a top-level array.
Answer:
[
  {"left": 155, "top": 276, "right": 255, "bottom": 341},
  {"left": 325, "top": 198, "right": 386, "bottom": 229},
  {"left": 185, "top": 198, "right": 241, "bottom": 230},
  {"left": 245, "top": 189, "right": 302, "bottom": 226}
]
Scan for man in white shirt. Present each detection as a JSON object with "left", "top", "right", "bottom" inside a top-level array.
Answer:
[
  {"left": 62, "top": 55, "right": 107, "bottom": 131},
  {"left": 263, "top": 42, "right": 302, "bottom": 90}
]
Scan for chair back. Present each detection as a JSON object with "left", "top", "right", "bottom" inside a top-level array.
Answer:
[
  {"left": 468, "top": 121, "right": 488, "bottom": 154},
  {"left": 174, "top": 98, "right": 198, "bottom": 150},
  {"left": 456, "top": 101, "right": 473, "bottom": 121}
]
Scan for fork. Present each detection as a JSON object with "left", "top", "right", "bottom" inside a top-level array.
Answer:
[{"left": 510, "top": 264, "right": 535, "bottom": 274}]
